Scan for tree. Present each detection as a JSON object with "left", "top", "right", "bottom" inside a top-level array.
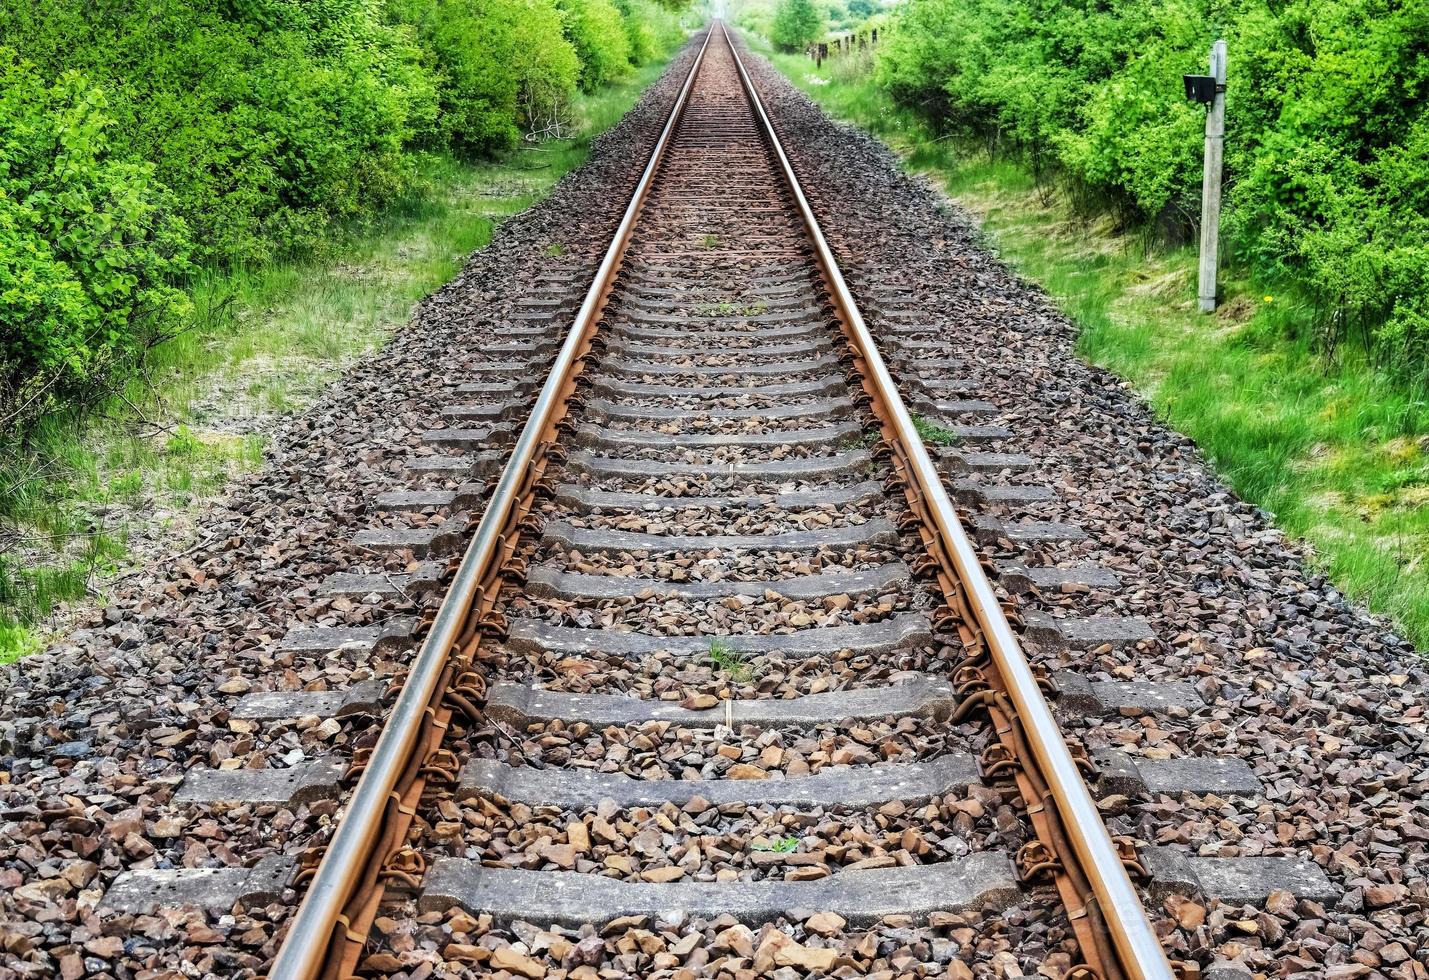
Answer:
[{"left": 771, "top": 0, "right": 822, "bottom": 52}]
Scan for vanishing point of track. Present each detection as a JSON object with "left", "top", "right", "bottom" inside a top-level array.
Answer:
[{"left": 269, "top": 24, "right": 1177, "bottom": 979}]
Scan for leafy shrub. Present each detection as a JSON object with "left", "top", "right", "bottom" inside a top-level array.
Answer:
[
  {"left": 1, "top": 52, "right": 192, "bottom": 429},
  {"left": 876, "top": 0, "right": 1429, "bottom": 382},
  {"left": 0, "top": 0, "right": 668, "bottom": 436},
  {"left": 617, "top": 0, "right": 688, "bottom": 65},
  {"left": 770, "top": 0, "right": 823, "bottom": 52},
  {"left": 402, "top": 0, "right": 580, "bottom": 152},
  {"left": 0, "top": 0, "right": 436, "bottom": 266},
  {"left": 556, "top": 0, "right": 632, "bottom": 91}
]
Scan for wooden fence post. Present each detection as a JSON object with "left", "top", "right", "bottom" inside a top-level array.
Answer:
[{"left": 1197, "top": 40, "right": 1227, "bottom": 314}]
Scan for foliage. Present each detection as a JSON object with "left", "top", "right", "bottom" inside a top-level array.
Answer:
[
  {"left": 764, "top": 38, "right": 1429, "bottom": 646},
  {"left": 1, "top": 56, "right": 682, "bottom": 658},
  {"left": 874, "top": 0, "right": 1429, "bottom": 382},
  {"left": 0, "top": 0, "right": 688, "bottom": 437},
  {"left": 557, "top": 0, "right": 633, "bottom": 91},
  {"left": 770, "top": 0, "right": 823, "bottom": 52},
  {"left": 1, "top": 52, "right": 193, "bottom": 429},
  {"left": 402, "top": 0, "right": 581, "bottom": 153},
  {"left": 616, "top": 0, "right": 688, "bottom": 66}
]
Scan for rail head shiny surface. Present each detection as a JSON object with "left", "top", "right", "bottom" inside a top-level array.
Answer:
[
  {"left": 720, "top": 22, "right": 1175, "bottom": 980},
  {"left": 264, "top": 28, "right": 715, "bottom": 980}
]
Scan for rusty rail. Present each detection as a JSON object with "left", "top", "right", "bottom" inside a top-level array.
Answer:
[
  {"left": 264, "top": 27, "right": 715, "bottom": 980},
  {"left": 723, "top": 21, "right": 1177, "bottom": 980},
  {"left": 265, "top": 21, "right": 1178, "bottom": 979}
]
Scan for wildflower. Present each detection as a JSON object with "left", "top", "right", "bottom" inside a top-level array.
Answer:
[{"left": 1263, "top": 295, "right": 1274, "bottom": 303}]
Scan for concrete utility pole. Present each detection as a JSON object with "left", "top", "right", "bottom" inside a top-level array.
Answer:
[{"left": 1197, "top": 40, "right": 1226, "bottom": 313}]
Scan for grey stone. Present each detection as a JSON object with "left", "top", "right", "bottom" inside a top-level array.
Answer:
[
  {"left": 1142, "top": 848, "right": 1338, "bottom": 904},
  {"left": 567, "top": 448, "right": 873, "bottom": 482},
  {"left": 525, "top": 562, "right": 909, "bottom": 601},
  {"left": 953, "top": 481, "right": 1057, "bottom": 506},
  {"left": 441, "top": 400, "right": 523, "bottom": 421},
  {"left": 459, "top": 360, "right": 531, "bottom": 377},
  {"left": 421, "top": 426, "right": 508, "bottom": 450},
  {"left": 612, "top": 317, "right": 816, "bottom": 341},
  {"left": 486, "top": 673, "right": 957, "bottom": 729},
  {"left": 321, "top": 568, "right": 411, "bottom": 600},
  {"left": 350, "top": 527, "right": 437, "bottom": 553},
  {"left": 375, "top": 482, "right": 485, "bottom": 512},
  {"left": 418, "top": 853, "right": 1019, "bottom": 926},
  {"left": 909, "top": 377, "right": 977, "bottom": 396},
  {"left": 592, "top": 376, "right": 844, "bottom": 401},
  {"left": 539, "top": 517, "right": 896, "bottom": 557},
  {"left": 608, "top": 336, "right": 833, "bottom": 360},
  {"left": 553, "top": 480, "right": 882, "bottom": 513},
  {"left": 53, "top": 741, "right": 93, "bottom": 759},
  {"left": 403, "top": 454, "right": 476, "bottom": 476},
  {"left": 999, "top": 564, "right": 1119, "bottom": 593},
  {"left": 461, "top": 754, "right": 978, "bottom": 809},
  {"left": 1024, "top": 612, "right": 1156, "bottom": 650},
  {"left": 584, "top": 394, "right": 851, "bottom": 423},
  {"left": 232, "top": 680, "right": 387, "bottom": 721},
  {"left": 972, "top": 516, "right": 1087, "bottom": 545},
  {"left": 908, "top": 357, "right": 964, "bottom": 372},
  {"left": 174, "top": 758, "right": 346, "bottom": 805},
  {"left": 1053, "top": 673, "right": 1204, "bottom": 716},
  {"left": 574, "top": 421, "right": 862, "bottom": 451},
  {"left": 943, "top": 424, "right": 1012, "bottom": 443},
  {"left": 317, "top": 564, "right": 444, "bottom": 598},
  {"left": 485, "top": 339, "right": 558, "bottom": 355},
  {"left": 100, "top": 855, "right": 294, "bottom": 915},
  {"left": 276, "top": 618, "right": 414, "bottom": 656},
  {"left": 613, "top": 306, "right": 818, "bottom": 328},
  {"left": 923, "top": 399, "right": 997, "bottom": 415},
  {"left": 507, "top": 612, "right": 932, "bottom": 659},
  {"left": 602, "top": 353, "right": 839, "bottom": 378},
  {"left": 352, "top": 515, "right": 466, "bottom": 558},
  {"left": 1093, "top": 749, "right": 1261, "bottom": 797},
  {"left": 456, "top": 381, "right": 539, "bottom": 396},
  {"left": 403, "top": 452, "right": 503, "bottom": 478},
  {"left": 942, "top": 450, "right": 1034, "bottom": 472}
]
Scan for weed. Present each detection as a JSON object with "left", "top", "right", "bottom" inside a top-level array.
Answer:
[
  {"left": 701, "top": 233, "right": 720, "bottom": 249},
  {"left": 912, "top": 414, "right": 959, "bottom": 447},
  {"left": 707, "top": 638, "right": 756, "bottom": 683},
  {"left": 750, "top": 835, "right": 800, "bottom": 853},
  {"left": 544, "top": 242, "right": 567, "bottom": 257}
]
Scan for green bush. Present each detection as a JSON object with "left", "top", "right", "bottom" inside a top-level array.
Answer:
[
  {"left": 876, "top": 0, "right": 1429, "bottom": 382},
  {"left": 770, "top": 0, "right": 823, "bottom": 52},
  {"left": 0, "top": 0, "right": 674, "bottom": 436},
  {"left": 402, "top": 0, "right": 580, "bottom": 152},
  {"left": 557, "top": 0, "right": 632, "bottom": 91},
  {"left": 615, "top": 0, "right": 685, "bottom": 65},
  {"left": 1, "top": 52, "right": 193, "bottom": 429}
]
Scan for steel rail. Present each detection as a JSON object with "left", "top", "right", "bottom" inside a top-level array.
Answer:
[
  {"left": 721, "top": 21, "right": 1176, "bottom": 980},
  {"left": 265, "top": 27, "right": 715, "bottom": 979}
]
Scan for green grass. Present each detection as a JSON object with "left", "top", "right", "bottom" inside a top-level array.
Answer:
[
  {"left": 0, "top": 54, "right": 682, "bottom": 663},
  {"left": 707, "top": 638, "right": 757, "bottom": 683},
  {"left": 761, "top": 42, "right": 1429, "bottom": 648},
  {"left": 911, "top": 414, "right": 959, "bottom": 447},
  {"left": 750, "top": 835, "right": 800, "bottom": 853}
]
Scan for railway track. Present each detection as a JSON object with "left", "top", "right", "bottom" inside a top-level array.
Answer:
[
  {"left": 266, "top": 23, "right": 1172, "bottom": 978},
  {"left": 81, "top": 21, "right": 1353, "bottom": 980}
]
